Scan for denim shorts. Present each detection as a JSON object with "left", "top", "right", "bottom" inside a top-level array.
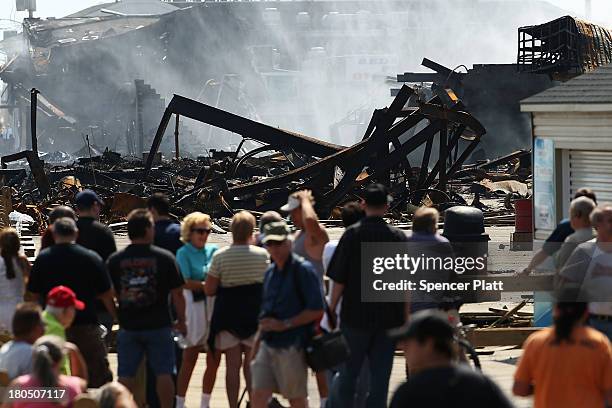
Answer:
[{"left": 117, "top": 327, "right": 176, "bottom": 378}]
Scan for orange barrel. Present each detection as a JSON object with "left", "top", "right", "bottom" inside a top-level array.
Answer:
[{"left": 514, "top": 198, "right": 533, "bottom": 233}]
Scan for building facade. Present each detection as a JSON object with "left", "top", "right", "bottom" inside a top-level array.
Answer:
[{"left": 521, "top": 64, "right": 612, "bottom": 239}]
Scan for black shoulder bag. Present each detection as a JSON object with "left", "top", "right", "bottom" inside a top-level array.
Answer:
[{"left": 291, "top": 264, "right": 350, "bottom": 372}]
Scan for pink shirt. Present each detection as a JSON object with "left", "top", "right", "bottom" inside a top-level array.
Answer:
[{"left": 11, "top": 374, "right": 83, "bottom": 408}]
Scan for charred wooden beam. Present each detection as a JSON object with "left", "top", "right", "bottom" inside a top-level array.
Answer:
[
  {"left": 174, "top": 114, "right": 180, "bottom": 159},
  {"left": 142, "top": 94, "right": 345, "bottom": 180},
  {"left": 438, "top": 124, "right": 448, "bottom": 190},
  {"left": 228, "top": 140, "right": 368, "bottom": 197},
  {"left": 1, "top": 150, "right": 50, "bottom": 198},
  {"left": 417, "top": 135, "right": 434, "bottom": 190},
  {"left": 397, "top": 73, "right": 442, "bottom": 83},
  {"left": 475, "top": 149, "right": 530, "bottom": 170},
  {"left": 421, "top": 58, "right": 466, "bottom": 88},
  {"left": 30, "top": 88, "right": 39, "bottom": 156},
  {"left": 323, "top": 85, "right": 414, "bottom": 212}
]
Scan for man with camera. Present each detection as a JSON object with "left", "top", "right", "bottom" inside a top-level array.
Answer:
[{"left": 250, "top": 220, "right": 325, "bottom": 408}]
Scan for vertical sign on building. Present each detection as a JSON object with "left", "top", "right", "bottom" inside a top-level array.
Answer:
[{"left": 534, "top": 138, "right": 555, "bottom": 231}]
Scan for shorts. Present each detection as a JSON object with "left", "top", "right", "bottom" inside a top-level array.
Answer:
[
  {"left": 215, "top": 331, "right": 255, "bottom": 351},
  {"left": 66, "top": 324, "right": 113, "bottom": 387},
  {"left": 117, "top": 327, "right": 176, "bottom": 378},
  {"left": 250, "top": 342, "right": 308, "bottom": 400}
]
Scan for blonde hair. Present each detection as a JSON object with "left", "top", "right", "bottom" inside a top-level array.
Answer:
[
  {"left": 230, "top": 211, "right": 256, "bottom": 242},
  {"left": 180, "top": 212, "right": 212, "bottom": 242}
]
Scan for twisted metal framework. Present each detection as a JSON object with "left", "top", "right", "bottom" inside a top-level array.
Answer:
[
  {"left": 518, "top": 16, "right": 612, "bottom": 77},
  {"left": 142, "top": 85, "right": 485, "bottom": 217}
]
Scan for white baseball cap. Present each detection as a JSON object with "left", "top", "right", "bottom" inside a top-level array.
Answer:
[{"left": 280, "top": 195, "right": 301, "bottom": 212}]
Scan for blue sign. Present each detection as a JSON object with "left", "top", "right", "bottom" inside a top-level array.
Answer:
[{"left": 534, "top": 138, "right": 555, "bottom": 230}]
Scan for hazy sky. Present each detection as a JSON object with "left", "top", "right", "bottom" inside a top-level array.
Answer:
[{"left": 0, "top": 0, "right": 611, "bottom": 31}]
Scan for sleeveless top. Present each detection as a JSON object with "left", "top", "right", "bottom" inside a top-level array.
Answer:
[
  {"left": 292, "top": 231, "right": 324, "bottom": 281},
  {"left": 0, "top": 257, "right": 25, "bottom": 333}
]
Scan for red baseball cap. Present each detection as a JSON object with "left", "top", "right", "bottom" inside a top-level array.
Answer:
[{"left": 46, "top": 286, "right": 85, "bottom": 310}]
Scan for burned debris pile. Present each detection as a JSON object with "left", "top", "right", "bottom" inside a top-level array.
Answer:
[{"left": 0, "top": 84, "right": 531, "bottom": 233}]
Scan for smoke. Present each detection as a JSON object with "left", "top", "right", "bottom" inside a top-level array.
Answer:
[
  {"left": 228, "top": 0, "right": 569, "bottom": 152},
  {"left": 7, "top": 0, "right": 571, "bottom": 157}
]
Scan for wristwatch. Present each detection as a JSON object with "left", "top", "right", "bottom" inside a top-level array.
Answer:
[{"left": 283, "top": 319, "right": 293, "bottom": 329}]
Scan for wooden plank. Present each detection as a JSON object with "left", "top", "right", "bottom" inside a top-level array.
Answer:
[
  {"left": 466, "top": 327, "right": 540, "bottom": 348},
  {"left": 488, "top": 307, "right": 532, "bottom": 317},
  {"left": 488, "top": 301, "right": 527, "bottom": 328}
]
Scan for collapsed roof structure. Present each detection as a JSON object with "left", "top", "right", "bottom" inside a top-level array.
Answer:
[
  {"left": 141, "top": 85, "right": 487, "bottom": 217},
  {"left": 518, "top": 15, "right": 612, "bottom": 80}
]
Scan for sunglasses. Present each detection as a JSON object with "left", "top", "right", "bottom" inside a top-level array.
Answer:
[
  {"left": 264, "top": 240, "right": 284, "bottom": 247},
  {"left": 192, "top": 228, "right": 211, "bottom": 235}
]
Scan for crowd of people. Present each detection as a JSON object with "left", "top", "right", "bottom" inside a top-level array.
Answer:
[{"left": 0, "top": 185, "right": 609, "bottom": 408}]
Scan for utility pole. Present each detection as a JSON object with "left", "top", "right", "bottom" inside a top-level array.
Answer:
[
  {"left": 585, "top": 0, "right": 592, "bottom": 20},
  {"left": 16, "top": 0, "right": 36, "bottom": 19}
]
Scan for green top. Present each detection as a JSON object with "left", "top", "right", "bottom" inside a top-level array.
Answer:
[{"left": 42, "top": 310, "right": 70, "bottom": 375}]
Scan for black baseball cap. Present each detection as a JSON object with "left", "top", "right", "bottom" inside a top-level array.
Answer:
[
  {"left": 388, "top": 309, "right": 454, "bottom": 342},
  {"left": 363, "top": 183, "right": 392, "bottom": 207},
  {"left": 75, "top": 189, "right": 104, "bottom": 207}
]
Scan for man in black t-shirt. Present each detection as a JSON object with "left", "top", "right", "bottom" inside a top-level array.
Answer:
[
  {"left": 26, "top": 217, "right": 116, "bottom": 387},
  {"left": 107, "top": 209, "right": 186, "bottom": 408},
  {"left": 75, "top": 189, "right": 118, "bottom": 338},
  {"left": 146, "top": 193, "right": 183, "bottom": 408},
  {"left": 327, "top": 184, "right": 407, "bottom": 408},
  {"left": 388, "top": 310, "right": 513, "bottom": 408}
]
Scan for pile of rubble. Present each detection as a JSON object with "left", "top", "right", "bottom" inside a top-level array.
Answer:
[{"left": 0, "top": 85, "right": 531, "bottom": 234}]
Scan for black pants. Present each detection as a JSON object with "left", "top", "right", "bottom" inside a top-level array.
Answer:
[{"left": 66, "top": 324, "right": 113, "bottom": 388}]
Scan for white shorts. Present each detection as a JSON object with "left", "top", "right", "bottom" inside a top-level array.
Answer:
[{"left": 215, "top": 331, "right": 255, "bottom": 351}]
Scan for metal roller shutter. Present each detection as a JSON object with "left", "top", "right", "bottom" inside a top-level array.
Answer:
[{"left": 569, "top": 150, "right": 612, "bottom": 202}]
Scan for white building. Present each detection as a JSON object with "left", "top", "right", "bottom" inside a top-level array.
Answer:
[{"left": 521, "top": 64, "right": 612, "bottom": 239}]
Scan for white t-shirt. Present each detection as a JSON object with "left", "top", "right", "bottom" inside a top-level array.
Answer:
[
  {"left": 321, "top": 240, "right": 339, "bottom": 331},
  {"left": 583, "top": 246, "right": 612, "bottom": 316},
  {"left": 322, "top": 240, "right": 338, "bottom": 271}
]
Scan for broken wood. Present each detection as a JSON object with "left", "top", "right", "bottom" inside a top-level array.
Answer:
[
  {"left": 466, "top": 327, "right": 540, "bottom": 348},
  {"left": 488, "top": 300, "right": 528, "bottom": 328}
]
